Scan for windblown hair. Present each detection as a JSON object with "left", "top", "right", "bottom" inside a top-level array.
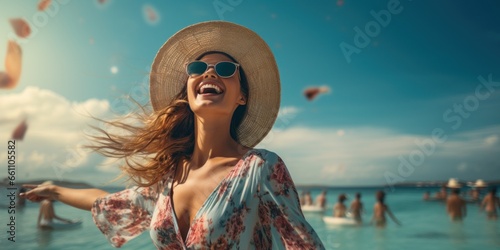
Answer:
[
  {"left": 87, "top": 88, "right": 194, "bottom": 187},
  {"left": 87, "top": 51, "right": 248, "bottom": 187}
]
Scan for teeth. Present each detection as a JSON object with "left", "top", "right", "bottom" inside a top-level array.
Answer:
[{"left": 200, "top": 84, "right": 222, "bottom": 94}]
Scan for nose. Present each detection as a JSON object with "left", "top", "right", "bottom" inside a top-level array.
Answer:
[{"left": 203, "top": 66, "right": 217, "bottom": 79}]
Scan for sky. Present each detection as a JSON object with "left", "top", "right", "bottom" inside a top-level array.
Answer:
[{"left": 0, "top": 0, "right": 499, "bottom": 187}]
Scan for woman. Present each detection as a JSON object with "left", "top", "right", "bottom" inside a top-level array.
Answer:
[
  {"left": 481, "top": 187, "right": 499, "bottom": 220},
  {"left": 22, "top": 21, "right": 325, "bottom": 249},
  {"left": 371, "top": 191, "right": 401, "bottom": 227},
  {"left": 333, "top": 194, "right": 347, "bottom": 217},
  {"left": 349, "top": 192, "right": 363, "bottom": 223}
]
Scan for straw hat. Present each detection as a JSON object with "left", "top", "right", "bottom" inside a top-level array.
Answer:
[
  {"left": 446, "top": 178, "right": 462, "bottom": 188},
  {"left": 150, "top": 21, "right": 280, "bottom": 148},
  {"left": 474, "top": 179, "right": 488, "bottom": 188}
]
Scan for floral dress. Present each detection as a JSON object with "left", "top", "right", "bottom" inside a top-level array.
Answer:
[{"left": 92, "top": 149, "right": 325, "bottom": 249}]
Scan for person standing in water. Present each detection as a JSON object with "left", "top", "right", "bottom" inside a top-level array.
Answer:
[
  {"left": 303, "top": 191, "right": 313, "bottom": 206},
  {"left": 481, "top": 187, "right": 500, "bottom": 220},
  {"left": 423, "top": 191, "right": 430, "bottom": 201},
  {"left": 333, "top": 194, "right": 348, "bottom": 217},
  {"left": 435, "top": 185, "right": 448, "bottom": 200},
  {"left": 446, "top": 188, "right": 467, "bottom": 221},
  {"left": 36, "top": 181, "right": 73, "bottom": 229},
  {"left": 315, "top": 190, "right": 327, "bottom": 209},
  {"left": 371, "top": 191, "right": 401, "bottom": 227},
  {"left": 349, "top": 192, "right": 363, "bottom": 222}
]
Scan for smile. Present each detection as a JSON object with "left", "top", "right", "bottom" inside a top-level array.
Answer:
[{"left": 197, "top": 83, "right": 224, "bottom": 95}]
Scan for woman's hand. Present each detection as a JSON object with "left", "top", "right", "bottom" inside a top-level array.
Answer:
[
  {"left": 21, "top": 184, "right": 109, "bottom": 211},
  {"left": 20, "top": 184, "right": 57, "bottom": 202}
]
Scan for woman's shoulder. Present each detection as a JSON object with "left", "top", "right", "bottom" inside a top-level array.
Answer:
[{"left": 247, "top": 148, "right": 281, "bottom": 162}]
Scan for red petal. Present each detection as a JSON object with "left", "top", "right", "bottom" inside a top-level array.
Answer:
[
  {"left": 9, "top": 19, "right": 31, "bottom": 38},
  {"left": 12, "top": 120, "right": 28, "bottom": 140},
  {"left": 38, "top": 0, "right": 52, "bottom": 11}
]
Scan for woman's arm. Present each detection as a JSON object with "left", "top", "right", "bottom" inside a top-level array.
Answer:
[
  {"left": 385, "top": 206, "right": 402, "bottom": 226},
  {"left": 260, "top": 153, "right": 325, "bottom": 249},
  {"left": 21, "top": 184, "right": 109, "bottom": 211}
]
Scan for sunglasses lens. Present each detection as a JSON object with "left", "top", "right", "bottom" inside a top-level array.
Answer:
[
  {"left": 187, "top": 61, "right": 207, "bottom": 77},
  {"left": 215, "top": 62, "right": 237, "bottom": 78}
]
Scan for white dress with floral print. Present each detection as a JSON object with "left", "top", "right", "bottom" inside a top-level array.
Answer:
[{"left": 92, "top": 149, "right": 325, "bottom": 249}]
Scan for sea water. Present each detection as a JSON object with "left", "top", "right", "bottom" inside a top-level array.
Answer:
[{"left": 1, "top": 187, "right": 499, "bottom": 250}]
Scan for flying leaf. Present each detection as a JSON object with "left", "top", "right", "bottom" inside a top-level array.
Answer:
[
  {"left": 38, "top": 0, "right": 52, "bottom": 11},
  {"left": 0, "top": 41, "right": 23, "bottom": 89},
  {"left": 12, "top": 120, "right": 28, "bottom": 140},
  {"left": 0, "top": 72, "right": 11, "bottom": 88},
  {"left": 304, "top": 86, "right": 331, "bottom": 101},
  {"left": 143, "top": 5, "right": 160, "bottom": 24},
  {"left": 9, "top": 18, "right": 31, "bottom": 38}
]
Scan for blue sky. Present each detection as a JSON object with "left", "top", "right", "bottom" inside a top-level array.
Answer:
[{"left": 1, "top": 0, "right": 499, "bottom": 187}]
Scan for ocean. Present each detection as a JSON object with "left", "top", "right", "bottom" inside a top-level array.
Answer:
[{"left": 1, "top": 187, "right": 499, "bottom": 250}]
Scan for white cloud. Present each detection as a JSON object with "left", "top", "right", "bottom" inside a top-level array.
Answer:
[
  {"left": 97, "top": 157, "right": 124, "bottom": 173},
  {"left": 0, "top": 87, "right": 119, "bottom": 185},
  {"left": 110, "top": 66, "right": 119, "bottom": 74},
  {"left": 321, "top": 163, "right": 346, "bottom": 176},
  {"left": 2, "top": 87, "right": 499, "bottom": 187},
  {"left": 27, "top": 150, "right": 53, "bottom": 166},
  {"left": 277, "top": 106, "right": 300, "bottom": 120},
  {"left": 258, "top": 125, "right": 500, "bottom": 186},
  {"left": 337, "top": 129, "right": 345, "bottom": 137},
  {"left": 484, "top": 135, "right": 498, "bottom": 146},
  {"left": 457, "top": 162, "right": 468, "bottom": 172}
]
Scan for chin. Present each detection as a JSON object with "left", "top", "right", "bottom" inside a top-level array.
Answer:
[{"left": 191, "top": 104, "right": 233, "bottom": 117}]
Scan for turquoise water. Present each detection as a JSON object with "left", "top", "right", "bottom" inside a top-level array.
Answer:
[{"left": 1, "top": 187, "right": 499, "bottom": 249}]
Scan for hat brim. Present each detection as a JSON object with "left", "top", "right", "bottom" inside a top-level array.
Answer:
[
  {"left": 150, "top": 21, "right": 280, "bottom": 148},
  {"left": 474, "top": 184, "right": 488, "bottom": 188}
]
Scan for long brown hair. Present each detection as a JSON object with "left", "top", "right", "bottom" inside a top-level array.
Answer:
[{"left": 87, "top": 52, "right": 248, "bottom": 187}]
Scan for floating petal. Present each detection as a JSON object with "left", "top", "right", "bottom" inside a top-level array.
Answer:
[
  {"left": 9, "top": 18, "right": 31, "bottom": 38},
  {"left": 38, "top": 0, "right": 52, "bottom": 11},
  {"left": 12, "top": 120, "right": 28, "bottom": 140}
]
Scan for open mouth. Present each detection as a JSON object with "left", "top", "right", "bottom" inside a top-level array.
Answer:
[{"left": 198, "top": 83, "right": 223, "bottom": 95}]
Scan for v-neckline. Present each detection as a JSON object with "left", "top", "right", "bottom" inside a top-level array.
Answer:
[{"left": 168, "top": 148, "right": 255, "bottom": 245}]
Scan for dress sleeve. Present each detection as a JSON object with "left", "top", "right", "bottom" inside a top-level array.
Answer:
[
  {"left": 258, "top": 152, "right": 325, "bottom": 249},
  {"left": 91, "top": 185, "right": 158, "bottom": 248}
]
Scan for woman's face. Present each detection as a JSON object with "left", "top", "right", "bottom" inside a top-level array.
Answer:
[{"left": 186, "top": 53, "right": 246, "bottom": 118}]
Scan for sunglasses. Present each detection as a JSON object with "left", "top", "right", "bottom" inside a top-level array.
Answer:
[{"left": 186, "top": 61, "right": 240, "bottom": 78}]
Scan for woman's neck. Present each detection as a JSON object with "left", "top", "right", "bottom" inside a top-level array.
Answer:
[{"left": 190, "top": 116, "right": 246, "bottom": 167}]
